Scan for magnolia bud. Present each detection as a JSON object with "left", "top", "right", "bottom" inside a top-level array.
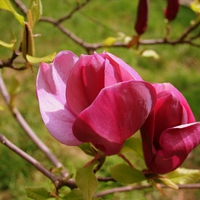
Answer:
[
  {"left": 164, "top": 0, "right": 180, "bottom": 21},
  {"left": 134, "top": 0, "right": 149, "bottom": 35}
]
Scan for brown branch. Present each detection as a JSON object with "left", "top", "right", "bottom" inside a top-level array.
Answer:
[
  {"left": 13, "top": 0, "right": 27, "bottom": 15},
  {"left": 57, "top": 0, "right": 90, "bottom": 24},
  {"left": 0, "top": 70, "right": 68, "bottom": 178},
  {"left": 12, "top": 0, "right": 200, "bottom": 52},
  {"left": 39, "top": 16, "right": 100, "bottom": 53},
  {"left": 40, "top": 15, "right": 200, "bottom": 52},
  {"left": 177, "top": 20, "right": 200, "bottom": 42},
  {"left": 0, "top": 133, "right": 76, "bottom": 190},
  {"left": 98, "top": 177, "right": 115, "bottom": 182},
  {"left": 0, "top": 50, "right": 26, "bottom": 70},
  {"left": 94, "top": 183, "right": 200, "bottom": 198}
]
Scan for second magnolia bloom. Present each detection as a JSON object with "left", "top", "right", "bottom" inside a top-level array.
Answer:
[
  {"left": 36, "top": 50, "right": 156, "bottom": 155},
  {"left": 141, "top": 83, "right": 200, "bottom": 174}
]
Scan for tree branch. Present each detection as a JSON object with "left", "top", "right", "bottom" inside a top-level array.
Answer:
[
  {"left": 57, "top": 0, "right": 90, "bottom": 24},
  {"left": 0, "top": 70, "right": 68, "bottom": 177},
  {"left": 94, "top": 183, "right": 200, "bottom": 198},
  {"left": 40, "top": 15, "right": 200, "bottom": 53},
  {"left": 13, "top": 0, "right": 27, "bottom": 15},
  {"left": 0, "top": 133, "right": 76, "bottom": 190},
  {"left": 0, "top": 50, "right": 26, "bottom": 70}
]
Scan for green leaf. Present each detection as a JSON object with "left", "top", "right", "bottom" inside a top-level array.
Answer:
[
  {"left": 158, "top": 177, "right": 178, "bottom": 190},
  {"left": 141, "top": 50, "right": 160, "bottom": 60},
  {"left": 102, "top": 37, "right": 116, "bottom": 47},
  {"left": 9, "top": 76, "right": 20, "bottom": 96},
  {"left": 62, "top": 189, "right": 84, "bottom": 200},
  {"left": 8, "top": 76, "right": 20, "bottom": 108},
  {"left": 110, "top": 164, "right": 146, "bottom": 184},
  {"left": 0, "top": 0, "right": 24, "bottom": 25},
  {"left": 26, "top": 52, "right": 56, "bottom": 64},
  {"left": 0, "top": 40, "right": 14, "bottom": 49},
  {"left": 28, "top": 0, "right": 43, "bottom": 27},
  {"left": 78, "top": 143, "right": 96, "bottom": 157},
  {"left": 25, "top": 186, "right": 51, "bottom": 200},
  {"left": 166, "top": 167, "right": 200, "bottom": 184},
  {"left": 120, "top": 137, "right": 146, "bottom": 170},
  {"left": 0, "top": 105, "right": 5, "bottom": 111},
  {"left": 75, "top": 163, "right": 98, "bottom": 200},
  {"left": 122, "top": 137, "right": 143, "bottom": 158}
]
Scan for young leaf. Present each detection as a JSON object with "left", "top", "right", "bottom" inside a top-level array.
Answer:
[
  {"left": 75, "top": 163, "right": 98, "bottom": 200},
  {"left": 0, "top": 105, "right": 5, "bottom": 111},
  {"left": 141, "top": 49, "right": 160, "bottom": 60},
  {"left": 9, "top": 76, "right": 20, "bottom": 95},
  {"left": 166, "top": 167, "right": 200, "bottom": 184},
  {"left": 28, "top": 0, "right": 43, "bottom": 27},
  {"left": 26, "top": 52, "right": 57, "bottom": 64},
  {"left": 78, "top": 143, "right": 97, "bottom": 157},
  {"left": 158, "top": 177, "right": 178, "bottom": 190},
  {"left": 120, "top": 137, "right": 146, "bottom": 170},
  {"left": 25, "top": 186, "right": 51, "bottom": 200},
  {"left": 190, "top": 1, "right": 200, "bottom": 14},
  {"left": 9, "top": 76, "right": 20, "bottom": 108},
  {"left": 62, "top": 189, "right": 84, "bottom": 200},
  {"left": 0, "top": 40, "right": 14, "bottom": 49},
  {"left": 102, "top": 37, "right": 116, "bottom": 47},
  {"left": 122, "top": 137, "right": 144, "bottom": 158},
  {"left": 21, "top": 22, "right": 35, "bottom": 59},
  {"left": 0, "top": 0, "right": 24, "bottom": 25},
  {"left": 110, "top": 164, "right": 146, "bottom": 184}
]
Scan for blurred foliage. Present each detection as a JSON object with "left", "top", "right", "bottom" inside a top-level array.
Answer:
[{"left": 0, "top": 0, "right": 200, "bottom": 199}]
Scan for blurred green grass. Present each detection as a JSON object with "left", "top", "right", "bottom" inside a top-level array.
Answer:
[{"left": 1, "top": 0, "right": 200, "bottom": 199}]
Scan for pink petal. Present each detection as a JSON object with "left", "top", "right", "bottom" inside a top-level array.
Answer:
[
  {"left": 140, "top": 111, "right": 156, "bottom": 168},
  {"left": 36, "top": 51, "right": 81, "bottom": 145},
  {"left": 146, "top": 151, "right": 179, "bottom": 174},
  {"left": 153, "top": 83, "right": 195, "bottom": 122},
  {"left": 145, "top": 122, "right": 200, "bottom": 174},
  {"left": 66, "top": 54, "right": 105, "bottom": 115},
  {"left": 100, "top": 52, "right": 143, "bottom": 81},
  {"left": 153, "top": 92, "right": 183, "bottom": 148},
  {"left": 160, "top": 122, "right": 200, "bottom": 159},
  {"left": 73, "top": 81, "right": 156, "bottom": 155}
]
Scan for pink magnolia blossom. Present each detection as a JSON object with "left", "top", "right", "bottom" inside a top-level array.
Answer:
[
  {"left": 36, "top": 50, "right": 156, "bottom": 155},
  {"left": 141, "top": 83, "right": 200, "bottom": 174}
]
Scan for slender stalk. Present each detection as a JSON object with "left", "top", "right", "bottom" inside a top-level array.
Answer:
[
  {"left": 13, "top": 0, "right": 200, "bottom": 52},
  {"left": 13, "top": 0, "right": 27, "bottom": 14},
  {"left": 0, "top": 70, "right": 68, "bottom": 177},
  {"left": 57, "top": 0, "right": 90, "bottom": 24},
  {"left": 118, "top": 153, "right": 135, "bottom": 168},
  {"left": 0, "top": 133, "right": 76, "bottom": 190},
  {"left": 94, "top": 183, "right": 200, "bottom": 197}
]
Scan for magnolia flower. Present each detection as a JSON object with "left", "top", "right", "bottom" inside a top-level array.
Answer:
[
  {"left": 36, "top": 50, "right": 156, "bottom": 155},
  {"left": 141, "top": 83, "right": 200, "bottom": 174}
]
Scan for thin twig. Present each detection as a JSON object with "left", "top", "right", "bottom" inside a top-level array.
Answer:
[
  {"left": 0, "top": 70, "right": 68, "bottom": 177},
  {"left": 177, "top": 20, "right": 200, "bottom": 42},
  {"left": 94, "top": 183, "right": 200, "bottom": 197},
  {"left": 0, "top": 50, "right": 26, "bottom": 70},
  {"left": 13, "top": 0, "right": 27, "bottom": 15},
  {"left": 13, "top": 0, "right": 200, "bottom": 52},
  {"left": 0, "top": 133, "right": 76, "bottom": 190},
  {"left": 40, "top": 15, "right": 200, "bottom": 52},
  {"left": 118, "top": 153, "right": 135, "bottom": 168},
  {"left": 57, "top": 0, "right": 90, "bottom": 24}
]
